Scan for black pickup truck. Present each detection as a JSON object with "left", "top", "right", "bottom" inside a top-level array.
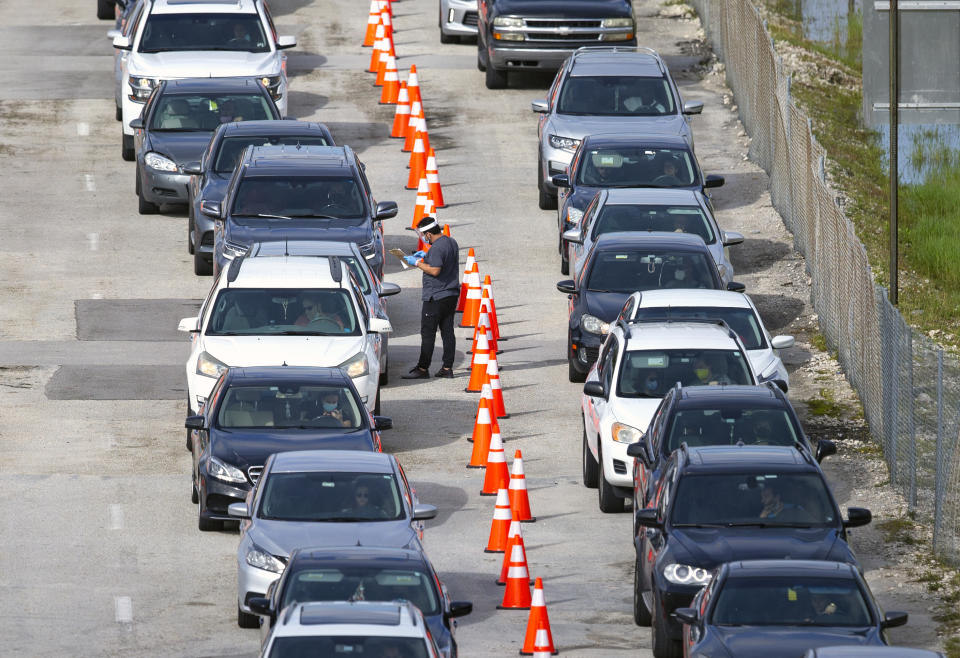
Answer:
[{"left": 476, "top": 0, "right": 636, "bottom": 89}]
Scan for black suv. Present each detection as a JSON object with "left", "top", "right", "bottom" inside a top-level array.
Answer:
[
  {"left": 628, "top": 382, "right": 836, "bottom": 515},
  {"left": 200, "top": 144, "right": 398, "bottom": 278},
  {"left": 633, "top": 444, "right": 871, "bottom": 658}
]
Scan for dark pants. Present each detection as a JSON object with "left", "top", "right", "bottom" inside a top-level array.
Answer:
[{"left": 417, "top": 296, "right": 457, "bottom": 370}]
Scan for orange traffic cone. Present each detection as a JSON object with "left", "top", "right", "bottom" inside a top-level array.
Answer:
[
  {"left": 479, "top": 292, "right": 499, "bottom": 353},
  {"left": 482, "top": 275, "right": 501, "bottom": 340},
  {"left": 443, "top": 224, "right": 451, "bottom": 237},
  {"left": 406, "top": 64, "right": 422, "bottom": 106},
  {"left": 379, "top": 8, "right": 393, "bottom": 42},
  {"left": 379, "top": 55, "right": 400, "bottom": 104},
  {"left": 468, "top": 394, "right": 493, "bottom": 468},
  {"left": 521, "top": 579, "right": 557, "bottom": 655},
  {"left": 468, "top": 308, "right": 492, "bottom": 354},
  {"left": 498, "top": 539, "right": 532, "bottom": 610},
  {"left": 375, "top": 34, "right": 393, "bottom": 85},
  {"left": 368, "top": 24, "right": 385, "bottom": 73},
  {"left": 487, "top": 355, "right": 508, "bottom": 418},
  {"left": 509, "top": 450, "right": 535, "bottom": 522},
  {"left": 456, "top": 249, "right": 476, "bottom": 312},
  {"left": 425, "top": 148, "right": 446, "bottom": 208},
  {"left": 460, "top": 267, "right": 482, "bottom": 328},
  {"left": 468, "top": 383, "right": 499, "bottom": 440},
  {"left": 481, "top": 431, "right": 509, "bottom": 496},
  {"left": 390, "top": 82, "right": 410, "bottom": 137},
  {"left": 498, "top": 511, "right": 533, "bottom": 586},
  {"left": 406, "top": 129, "right": 427, "bottom": 189},
  {"left": 484, "top": 488, "right": 512, "bottom": 553},
  {"left": 465, "top": 331, "right": 490, "bottom": 392},
  {"left": 403, "top": 97, "right": 421, "bottom": 151},
  {"left": 411, "top": 176, "right": 430, "bottom": 227},
  {"left": 363, "top": 0, "right": 380, "bottom": 46},
  {"left": 415, "top": 114, "right": 432, "bottom": 156}
]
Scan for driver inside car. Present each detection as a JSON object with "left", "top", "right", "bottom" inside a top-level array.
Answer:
[{"left": 295, "top": 294, "right": 345, "bottom": 330}]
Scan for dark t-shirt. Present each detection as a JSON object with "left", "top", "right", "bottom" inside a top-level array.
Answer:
[{"left": 421, "top": 235, "right": 460, "bottom": 301}]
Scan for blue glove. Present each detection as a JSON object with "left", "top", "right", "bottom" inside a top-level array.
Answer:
[
  {"left": 403, "top": 255, "right": 420, "bottom": 266},
  {"left": 412, "top": 250, "right": 426, "bottom": 258}
]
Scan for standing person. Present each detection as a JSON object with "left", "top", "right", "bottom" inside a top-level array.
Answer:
[{"left": 401, "top": 217, "right": 460, "bottom": 379}]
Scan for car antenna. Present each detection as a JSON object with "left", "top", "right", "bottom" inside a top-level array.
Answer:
[
  {"left": 285, "top": 238, "right": 289, "bottom": 257},
  {"left": 282, "top": 361, "right": 288, "bottom": 367}
]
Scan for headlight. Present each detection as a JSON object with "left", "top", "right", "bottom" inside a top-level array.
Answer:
[
  {"left": 601, "top": 17, "right": 634, "bottom": 28},
  {"left": 611, "top": 422, "right": 643, "bottom": 444},
  {"left": 208, "top": 456, "right": 247, "bottom": 484},
  {"left": 144, "top": 152, "right": 178, "bottom": 173},
  {"left": 338, "top": 352, "right": 369, "bottom": 379},
  {"left": 128, "top": 76, "right": 157, "bottom": 101},
  {"left": 245, "top": 545, "right": 285, "bottom": 574},
  {"left": 580, "top": 314, "right": 609, "bottom": 335},
  {"left": 259, "top": 74, "right": 283, "bottom": 100},
  {"left": 566, "top": 206, "right": 584, "bottom": 226},
  {"left": 196, "top": 351, "right": 228, "bottom": 378},
  {"left": 663, "top": 563, "right": 712, "bottom": 586},
  {"left": 549, "top": 135, "right": 581, "bottom": 152},
  {"left": 493, "top": 16, "right": 524, "bottom": 27},
  {"left": 222, "top": 240, "right": 248, "bottom": 261}
]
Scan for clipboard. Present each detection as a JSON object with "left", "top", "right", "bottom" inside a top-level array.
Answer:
[{"left": 389, "top": 248, "right": 411, "bottom": 270}]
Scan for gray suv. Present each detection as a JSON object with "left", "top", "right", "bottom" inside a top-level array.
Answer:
[{"left": 533, "top": 46, "right": 704, "bottom": 209}]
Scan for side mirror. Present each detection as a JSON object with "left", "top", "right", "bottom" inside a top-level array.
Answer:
[
  {"left": 227, "top": 502, "right": 250, "bottom": 518},
  {"left": 635, "top": 507, "right": 662, "bottom": 529},
  {"left": 112, "top": 35, "right": 132, "bottom": 50},
  {"left": 413, "top": 503, "right": 438, "bottom": 521},
  {"left": 368, "top": 317, "right": 393, "bottom": 334},
  {"left": 200, "top": 200, "right": 222, "bottom": 220},
  {"left": 726, "top": 281, "right": 746, "bottom": 293},
  {"left": 556, "top": 279, "right": 577, "bottom": 295},
  {"left": 583, "top": 381, "right": 606, "bottom": 399},
  {"left": 773, "top": 379, "right": 788, "bottom": 393},
  {"left": 374, "top": 416, "right": 393, "bottom": 431},
  {"left": 247, "top": 597, "right": 271, "bottom": 617},
  {"left": 881, "top": 611, "right": 909, "bottom": 629},
  {"left": 531, "top": 99, "right": 548, "bottom": 113},
  {"left": 703, "top": 174, "right": 725, "bottom": 189},
  {"left": 673, "top": 607, "right": 699, "bottom": 625},
  {"left": 551, "top": 174, "right": 570, "bottom": 188},
  {"left": 722, "top": 231, "right": 744, "bottom": 247},
  {"left": 183, "top": 161, "right": 203, "bottom": 176},
  {"left": 375, "top": 201, "right": 399, "bottom": 220},
  {"left": 562, "top": 228, "right": 584, "bottom": 244},
  {"left": 185, "top": 415, "right": 205, "bottom": 430},
  {"left": 378, "top": 282, "right": 401, "bottom": 297},
  {"left": 626, "top": 441, "right": 652, "bottom": 467},
  {"left": 843, "top": 507, "right": 872, "bottom": 528},
  {"left": 447, "top": 601, "right": 473, "bottom": 618},
  {"left": 771, "top": 335, "right": 795, "bottom": 350},
  {"left": 815, "top": 439, "right": 837, "bottom": 463},
  {"left": 682, "top": 100, "right": 704, "bottom": 115},
  {"left": 178, "top": 316, "right": 199, "bottom": 332},
  {"left": 129, "top": 118, "right": 144, "bottom": 130},
  {"left": 277, "top": 35, "right": 297, "bottom": 49},
  {"left": 106, "top": 29, "right": 121, "bottom": 39}
]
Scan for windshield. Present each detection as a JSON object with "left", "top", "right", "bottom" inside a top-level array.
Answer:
[
  {"left": 214, "top": 136, "right": 332, "bottom": 173},
  {"left": 617, "top": 349, "right": 753, "bottom": 398},
  {"left": 150, "top": 94, "right": 273, "bottom": 132},
  {"left": 268, "top": 636, "right": 431, "bottom": 658},
  {"left": 633, "top": 307, "right": 766, "bottom": 349},
  {"left": 205, "top": 289, "right": 360, "bottom": 336},
  {"left": 217, "top": 385, "right": 363, "bottom": 430},
  {"left": 671, "top": 473, "right": 837, "bottom": 527},
  {"left": 258, "top": 472, "right": 404, "bottom": 522},
  {"left": 139, "top": 13, "right": 269, "bottom": 53},
  {"left": 712, "top": 576, "right": 872, "bottom": 627},
  {"left": 558, "top": 75, "right": 675, "bottom": 116},
  {"left": 578, "top": 148, "right": 696, "bottom": 187},
  {"left": 664, "top": 409, "right": 799, "bottom": 453},
  {"left": 594, "top": 205, "right": 714, "bottom": 244},
  {"left": 586, "top": 251, "right": 716, "bottom": 293},
  {"left": 232, "top": 177, "right": 366, "bottom": 223},
  {"left": 282, "top": 568, "right": 439, "bottom": 615}
]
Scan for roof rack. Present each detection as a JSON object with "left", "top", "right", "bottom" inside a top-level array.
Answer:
[
  {"left": 572, "top": 46, "right": 666, "bottom": 74},
  {"left": 620, "top": 316, "right": 738, "bottom": 342},
  {"left": 226, "top": 255, "right": 245, "bottom": 284},
  {"left": 329, "top": 256, "right": 342, "bottom": 283}
]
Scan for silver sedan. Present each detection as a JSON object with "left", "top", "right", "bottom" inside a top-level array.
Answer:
[{"left": 439, "top": 0, "right": 478, "bottom": 43}]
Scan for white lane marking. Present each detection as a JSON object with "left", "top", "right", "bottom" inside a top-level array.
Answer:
[
  {"left": 91, "top": 292, "right": 103, "bottom": 300},
  {"left": 77, "top": 122, "right": 90, "bottom": 136},
  {"left": 114, "top": 596, "right": 133, "bottom": 623},
  {"left": 108, "top": 504, "right": 123, "bottom": 530},
  {"left": 84, "top": 174, "right": 96, "bottom": 193},
  {"left": 87, "top": 232, "right": 99, "bottom": 251}
]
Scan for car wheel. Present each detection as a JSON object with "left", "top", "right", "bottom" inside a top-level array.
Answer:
[
  {"left": 379, "top": 358, "right": 389, "bottom": 386},
  {"left": 634, "top": 554, "right": 652, "bottom": 626},
  {"left": 194, "top": 248, "right": 213, "bottom": 276},
  {"left": 485, "top": 63, "right": 507, "bottom": 89},
  {"left": 197, "top": 495, "right": 223, "bottom": 532},
  {"left": 187, "top": 205, "right": 196, "bottom": 255},
  {"left": 186, "top": 428, "right": 193, "bottom": 452},
  {"left": 568, "top": 354, "right": 585, "bottom": 383},
  {"left": 476, "top": 40, "right": 487, "bottom": 71},
  {"left": 237, "top": 605, "right": 260, "bottom": 629},
  {"left": 138, "top": 176, "right": 159, "bottom": 215},
  {"left": 373, "top": 388, "right": 381, "bottom": 416},
  {"left": 191, "top": 476, "right": 199, "bottom": 505},
  {"left": 115, "top": 103, "right": 122, "bottom": 122},
  {"left": 560, "top": 249, "right": 569, "bottom": 275},
  {"left": 598, "top": 446, "right": 625, "bottom": 513},
  {"left": 121, "top": 133, "right": 135, "bottom": 161},
  {"left": 652, "top": 589, "right": 681, "bottom": 658},
  {"left": 538, "top": 160, "right": 557, "bottom": 210},
  {"left": 582, "top": 427, "right": 598, "bottom": 488},
  {"left": 97, "top": 0, "right": 116, "bottom": 20}
]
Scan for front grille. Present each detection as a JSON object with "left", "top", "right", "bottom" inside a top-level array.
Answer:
[
  {"left": 613, "top": 459, "right": 627, "bottom": 475},
  {"left": 528, "top": 32, "right": 602, "bottom": 41},
  {"left": 463, "top": 11, "right": 478, "bottom": 26},
  {"left": 152, "top": 187, "right": 179, "bottom": 197},
  {"left": 525, "top": 19, "right": 601, "bottom": 28},
  {"left": 206, "top": 493, "right": 239, "bottom": 513},
  {"left": 248, "top": 466, "right": 263, "bottom": 483}
]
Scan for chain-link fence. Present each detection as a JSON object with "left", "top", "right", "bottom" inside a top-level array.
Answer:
[{"left": 688, "top": 0, "right": 960, "bottom": 564}]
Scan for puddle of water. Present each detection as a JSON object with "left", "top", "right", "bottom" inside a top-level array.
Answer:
[{"left": 875, "top": 123, "right": 960, "bottom": 184}]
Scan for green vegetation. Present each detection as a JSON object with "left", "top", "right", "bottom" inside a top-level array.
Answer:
[
  {"left": 809, "top": 331, "right": 828, "bottom": 353},
  {"left": 806, "top": 387, "right": 850, "bottom": 418}
]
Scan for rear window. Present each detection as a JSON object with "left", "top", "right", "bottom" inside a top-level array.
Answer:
[
  {"left": 268, "top": 636, "right": 431, "bottom": 658},
  {"left": 214, "top": 136, "right": 332, "bottom": 173},
  {"left": 282, "top": 568, "right": 439, "bottom": 615},
  {"left": 594, "top": 204, "right": 714, "bottom": 244},
  {"left": 586, "top": 251, "right": 716, "bottom": 293},
  {"left": 665, "top": 408, "right": 799, "bottom": 453},
  {"left": 633, "top": 306, "right": 766, "bottom": 349}
]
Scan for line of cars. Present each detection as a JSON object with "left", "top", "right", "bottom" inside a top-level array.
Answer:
[{"left": 101, "top": 1, "right": 471, "bottom": 655}]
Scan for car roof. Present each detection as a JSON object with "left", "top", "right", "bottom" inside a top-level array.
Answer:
[
  {"left": 602, "top": 188, "right": 701, "bottom": 206},
  {"left": 226, "top": 365, "right": 349, "bottom": 384},
  {"left": 621, "top": 321, "right": 743, "bottom": 351},
  {"left": 289, "top": 545, "right": 428, "bottom": 570},
  {"left": 243, "top": 144, "right": 354, "bottom": 173},
  {"left": 163, "top": 77, "right": 263, "bottom": 93},
  {"left": 724, "top": 559, "right": 857, "bottom": 578},
  {"left": 677, "top": 384, "right": 785, "bottom": 407},
  {"left": 583, "top": 132, "right": 690, "bottom": 149},
  {"left": 681, "top": 445, "right": 815, "bottom": 471},
  {"left": 570, "top": 53, "right": 663, "bottom": 77},
  {"left": 247, "top": 240, "right": 360, "bottom": 258},
  {"left": 594, "top": 231, "right": 709, "bottom": 251},
  {"left": 634, "top": 289, "right": 751, "bottom": 310},
  {"left": 151, "top": 0, "right": 259, "bottom": 15},
  {"left": 274, "top": 601, "right": 426, "bottom": 638},
  {"left": 270, "top": 450, "right": 395, "bottom": 474},
  {"left": 220, "top": 120, "right": 334, "bottom": 138},
  {"left": 230, "top": 255, "right": 347, "bottom": 288}
]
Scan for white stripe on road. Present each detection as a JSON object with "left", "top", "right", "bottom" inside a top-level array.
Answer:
[
  {"left": 108, "top": 504, "right": 123, "bottom": 530},
  {"left": 91, "top": 292, "right": 103, "bottom": 300},
  {"left": 87, "top": 232, "right": 99, "bottom": 251},
  {"left": 84, "top": 174, "right": 96, "bottom": 193},
  {"left": 77, "top": 122, "right": 90, "bottom": 136},
  {"left": 114, "top": 596, "right": 133, "bottom": 624}
]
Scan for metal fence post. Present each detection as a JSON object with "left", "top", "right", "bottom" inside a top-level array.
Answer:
[
  {"left": 908, "top": 330, "right": 916, "bottom": 509},
  {"left": 934, "top": 348, "right": 944, "bottom": 552}
]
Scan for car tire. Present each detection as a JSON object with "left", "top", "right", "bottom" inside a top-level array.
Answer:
[
  {"left": 138, "top": 189, "right": 159, "bottom": 215},
  {"left": 582, "top": 427, "right": 598, "bottom": 488},
  {"left": 598, "top": 446, "right": 625, "bottom": 513},
  {"left": 568, "top": 354, "right": 585, "bottom": 383},
  {"left": 485, "top": 63, "right": 507, "bottom": 90},
  {"left": 121, "top": 133, "right": 135, "bottom": 161},
  {"left": 652, "top": 589, "right": 681, "bottom": 658},
  {"left": 197, "top": 495, "right": 223, "bottom": 532},
  {"left": 191, "top": 477, "right": 199, "bottom": 505},
  {"left": 560, "top": 249, "right": 569, "bottom": 275},
  {"left": 538, "top": 160, "right": 557, "bottom": 210},
  {"left": 373, "top": 388, "right": 381, "bottom": 416},
  {"left": 187, "top": 203, "right": 196, "bottom": 255},
  {"left": 379, "top": 359, "right": 389, "bottom": 386},
  {"left": 115, "top": 103, "right": 122, "bottom": 122},
  {"left": 97, "top": 0, "right": 116, "bottom": 20},
  {"left": 194, "top": 248, "right": 213, "bottom": 276},
  {"left": 476, "top": 40, "right": 487, "bottom": 71},
  {"left": 634, "top": 554, "right": 652, "bottom": 626},
  {"left": 440, "top": 30, "right": 456, "bottom": 44},
  {"left": 186, "top": 429, "right": 193, "bottom": 452},
  {"left": 238, "top": 605, "right": 260, "bottom": 629}
]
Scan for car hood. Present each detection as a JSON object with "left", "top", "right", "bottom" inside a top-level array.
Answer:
[
  {"left": 129, "top": 50, "right": 278, "bottom": 78},
  {"left": 202, "top": 335, "right": 364, "bottom": 369},
  {"left": 211, "top": 429, "right": 375, "bottom": 469},
  {"left": 711, "top": 626, "right": 876, "bottom": 658},
  {"left": 147, "top": 131, "right": 214, "bottom": 166},
  {"left": 249, "top": 520, "right": 419, "bottom": 559},
  {"left": 226, "top": 222, "right": 373, "bottom": 248},
  {"left": 670, "top": 527, "right": 852, "bottom": 568},
  {"left": 550, "top": 114, "right": 688, "bottom": 142},
  {"left": 495, "top": 0, "right": 632, "bottom": 18},
  {"left": 583, "top": 290, "right": 632, "bottom": 322},
  {"left": 610, "top": 397, "right": 662, "bottom": 434}
]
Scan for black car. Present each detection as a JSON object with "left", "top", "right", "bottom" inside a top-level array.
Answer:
[
  {"left": 200, "top": 144, "right": 398, "bottom": 278},
  {"left": 185, "top": 366, "right": 392, "bottom": 531},
  {"left": 131, "top": 78, "right": 281, "bottom": 216},
  {"left": 553, "top": 133, "right": 724, "bottom": 274},
  {"left": 633, "top": 444, "right": 872, "bottom": 658},
  {"left": 185, "top": 120, "right": 336, "bottom": 275},
  {"left": 628, "top": 382, "right": 836, "bottom": 517},
  {"left": 675, "top": 560, "right": 908, "bottom": 658},
  {"left": 556, "top": 231, "right": 740, "bottom": 381},
  {"left": 249, "top": 546, "right": 472, "bottom": 656}
]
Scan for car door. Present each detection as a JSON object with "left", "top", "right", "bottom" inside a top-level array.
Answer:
[
  {"left": 193, "top": 372, "right": 226, "bottom": 488},
  {"left": 590, "top": 336, "right": 620, "bottom": 461},
  {"left": 582, "top": 335, "right": 612, "bottom": 456},
  {"left": 640, "top": 461, "right": 675, "bottom": 593},
  {"left": 571, "top": 193, "right": 601, "bottom": 280},
  {"left": 558, "top": 143, "right": 584, "bottom": 230}
]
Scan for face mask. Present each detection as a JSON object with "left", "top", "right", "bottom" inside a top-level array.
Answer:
[
  {"left": 645, "top": 379, "right": 658, "bottom": 392},
  {"left": 322, "top": 402, "right": 338, "bottom": 412},
  {"left": 674, "top": 269, "right": 687, "bottom": 281},
  {"left": 695, "top": 368, "right": 709, "bottom": 380}
]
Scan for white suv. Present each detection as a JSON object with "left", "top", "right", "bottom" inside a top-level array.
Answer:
[
  {"left": 113, "top": 0, "right": 296, "bottom": 161},
  {"left": 179, "top": 255, "right": 391, "bottom": 416},
  {"left": 580, "top": 319, "right": 758, "bottom": 513}
]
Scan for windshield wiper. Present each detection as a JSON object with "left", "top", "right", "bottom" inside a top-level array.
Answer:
[
  {"left": 672, "top": 523, "right": 727, "bottom": 528},
  {"left": 251, "top": 213, "right": 293, "bottom": 220},
  {"left": 138, "top": 48, "right": 180, "bottom": 53},
  {"left": 586, "top": 288, "right": 612, "bottom": 293},
  {"left": 724, "top": 521, "right": 815, "bottom": 528},
  {"left": 286, "top": 214, "right": 340, "bottom": 219},
  {"left": 152, "top": 128, "right": 206, "bottom": 133}
]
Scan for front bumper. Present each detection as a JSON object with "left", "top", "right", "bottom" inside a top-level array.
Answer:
[
  {"left": 121, "top": 93, "right": 145, "bottom": 136},
  {"left": 141, "top": 167, "right": 190, "bottom": 205},
  {"left": 600, "top": 436, "right": 635, "bottom": 489},
  {"left": 200, "top": 470, "right": 251, "bottom": 520},
  {"left": 657, "top": 583, "right": 702, "bottom": 639},
  {"left": 237, "top": 553, "right": 283, "bottom": 614},
  {"left": 539, "top": 143, "right": 574, "bottom": 193},
  {"left": 187, "top": 370, "right": 218, "bottom": 416},
  {"left": 489, "top": 45, "right": 576, "bottom": 71},
  {"left": 441, "top": 0, "right": 478, "bottom": 36}
]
